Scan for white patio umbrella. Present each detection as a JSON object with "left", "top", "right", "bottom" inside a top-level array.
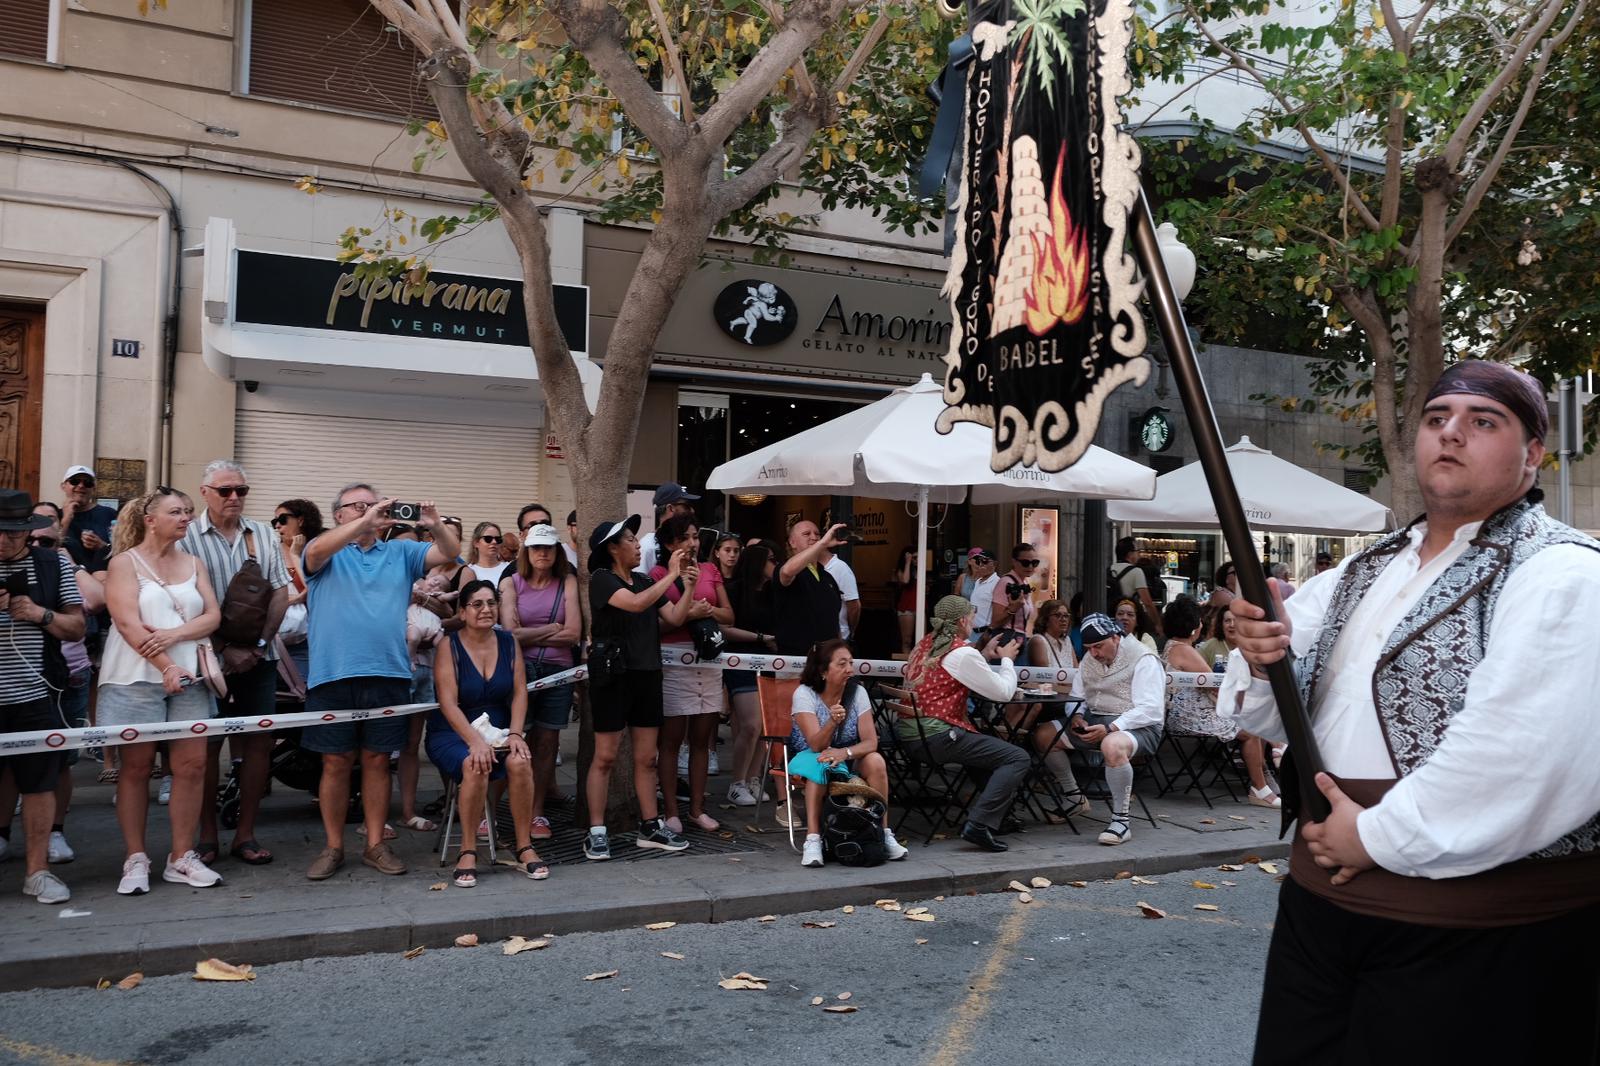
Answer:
[
  {"left": 707, "top": 374, "right": 1157, "bottom": 639},
  {"left": 1105, "top": 435, "right": 1394, "bottom": 535}
]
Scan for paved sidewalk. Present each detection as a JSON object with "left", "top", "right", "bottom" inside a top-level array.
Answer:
[{"left": 0, "top": 755, "right": 1289, "bottom": 991}]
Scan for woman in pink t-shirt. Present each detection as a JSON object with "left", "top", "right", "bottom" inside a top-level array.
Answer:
[{"left": 649, "top": 514, "right": 734, "bottom": 833}]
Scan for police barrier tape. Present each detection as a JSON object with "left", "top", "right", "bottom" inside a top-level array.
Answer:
[{"left": 0, "top": 653, "right": 1229, "bottom": 755}]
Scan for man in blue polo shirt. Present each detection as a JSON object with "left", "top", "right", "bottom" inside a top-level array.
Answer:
[{"left": 300, "top": 482, "right": 460, "bottom": 881}]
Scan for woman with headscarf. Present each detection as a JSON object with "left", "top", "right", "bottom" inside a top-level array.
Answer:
[{"left": 896, "top": 595, "right": 1031, "bottom": 852}]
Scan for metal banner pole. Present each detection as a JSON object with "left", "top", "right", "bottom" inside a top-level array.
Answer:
[{"left": 1129, "top": 189, "right": 1331, "bottom": 822}]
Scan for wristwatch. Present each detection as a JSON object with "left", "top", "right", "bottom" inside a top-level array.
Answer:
[
  {"left": 255, "top": 638, "right": 268, "bottom": 649},
  {"left": 40, "top": 609, "right": 55, "bottom": 628}
]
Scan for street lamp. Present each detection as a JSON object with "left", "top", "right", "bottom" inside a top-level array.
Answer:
[{"left": 1156, "top": 222, "right": 1196, "bottom": 303}]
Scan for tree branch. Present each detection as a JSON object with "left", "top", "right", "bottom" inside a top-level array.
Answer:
[
  {"left": 643, "top": 0, "right": 696, "bottom": 124},
  {"left": 697, "top": 0, "right": 849, "bottom": 146},
  {"left": 1444, "top": 0, "right": 1587, "bottom": 248},
  {"left": 1377, "top": 0, "right": 1409, "bottom": 54},
  {"left": 829, "top": 12, "right": 890, "bottom": 99},
  {"left": 708, "top": 97, "right": 826, "bottom": 216},
  {"left": 1441, "top": 0, "right": 1568, "bottom": 169},
  {"left": 547, "top": 0, "right": 689, "bottom": 156},
  {"left": 1180, "top": 5, "right": 1383, "bottom": 233}
]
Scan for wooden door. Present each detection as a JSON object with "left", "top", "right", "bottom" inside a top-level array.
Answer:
[{"left": 0, "top": 304, "right": 45, "bottom": 497}]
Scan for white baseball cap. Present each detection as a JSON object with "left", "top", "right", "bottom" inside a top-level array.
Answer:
[
  {"left": 523, "top": 523, "right": 561, "bottom": 548},
  {"left": 61, "top": 465, "right": 95, "bottom": 483}
]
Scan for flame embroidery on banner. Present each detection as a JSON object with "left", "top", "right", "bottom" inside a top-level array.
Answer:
[{"left": 1023, "top": 147, "right": 1090, "bottom": 336}]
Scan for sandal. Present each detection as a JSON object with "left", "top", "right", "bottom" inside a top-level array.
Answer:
[
  {"left": 196, "top": 840, "right": 219, "bottom": 866},
  {"left": 403, "top": 815, "right": 437, "bottom": 833},
  {"left": 230, "top": 839, "right": 274, "bottom": 865},
  {"left": 452, "top": 849, "right": 479, "bottom": 888},
  {"left": 356, "top": 823, "right": 398, "bottom": 841},
  {"left": 97, "top": 768, "right": 119, "bottom": 784},
  {"left": 531, "top": 816, "right": 553, "bottom": 841},
  {"left": 514, "top": 844, "right": 549, "bottom": 881}
]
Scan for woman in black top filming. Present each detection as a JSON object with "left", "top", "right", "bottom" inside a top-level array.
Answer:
[
  {"left": 584, "top": 515, "right": 700, "bottom": 861},
  {"left": 721, "top": 543, "right": 778, "bottom": 806}
]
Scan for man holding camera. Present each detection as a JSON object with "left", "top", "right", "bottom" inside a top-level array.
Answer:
[
  {"left": 57, "top": 466, "right": 115, "bottom": 571},
  {"left": 299, "top": 483, "right": 460, "bottom": 881},
  {"left": 1052, "top": 613, "right": 1165, "bottom": 846},
  {"left": 989, "top": 543, "right": 1040, "bottom": 639},
  {"left": 0, "top": 489, "right": 85, "bottom": 904}
]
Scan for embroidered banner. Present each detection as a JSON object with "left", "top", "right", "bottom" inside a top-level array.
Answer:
[{"left": 939, "top": 0, "right": 1148, "bottom": 471}]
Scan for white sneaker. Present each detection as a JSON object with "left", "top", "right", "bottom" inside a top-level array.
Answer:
[
  {"left": 118, "top": 853, "right": 151, "bottom": 896},
  {"left": 157, "top": 776, "right": 172, "bottom": 806},
  {"left": 1249, "top": 786, "right": 1283, "bottom": 809},
  {"left": 801, "top": 835, "right": 824, "bottom": 868},
  {"left": 1098, "top": 818, "right": 1132, "bottom": 846},
  {"left": 754, "top": 778, "right": 772, "bottom": 802},
  {"left": 677, "top": 743, "right": 690, "bottom": 776},
  {"left": 47, "top": 831, "right": 74, "bottom": 864},
  {"left": 23, "top": 870, "right": 70, "bottom": 904},
  {"left": 708, "top": 748, "right": 720, "bottom": 775},
  {"left": 163, "top": 850, "right": 223, "bottom": 888},
  {"left": 727, "top": 780, "right": 758, "bottom": 807},
  {"left": 883, "top": 827, "right": 908, "bottom": 861}
]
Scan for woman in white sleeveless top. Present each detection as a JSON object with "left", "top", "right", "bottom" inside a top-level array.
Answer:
[{"left": 98, "top": 489, "right": 223, "bottom": 895}]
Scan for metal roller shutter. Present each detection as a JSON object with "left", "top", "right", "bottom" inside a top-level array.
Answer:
[
  {"left": 235, "top": 408, "right": 540, "bottom": 537},
  {"left": 246, "top": 0, "right": 439, "bottom": 119},
  {"left": 2, "top": 0, "right": 50, "bottom": 61}
]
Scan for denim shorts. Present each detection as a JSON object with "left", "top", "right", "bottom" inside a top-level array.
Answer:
[
  {"left": 299, "top": 676, "right": 413, "bottom": 754},
  {"left": 97, "top": 680, "right": 216, "bottom": 728},
  {"left": 722, "top": 668, "right": 758, "bottom": 696},
  {"left": 525, "top": 660, "right": 575, "bottom": 732},
  {"left": 61, "top": 668, "right": 92, "bottom": 766}
]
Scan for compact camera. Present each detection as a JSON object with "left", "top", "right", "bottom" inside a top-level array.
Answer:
[
  {"left": 387, "top": 501, "right": 422, "bottom": 523},
  {"left": 1005, "top": 580, "right": 1029, "bottom": 600},
  {"left": 4, "top": 572, "right": 32, "bottom": 598}
]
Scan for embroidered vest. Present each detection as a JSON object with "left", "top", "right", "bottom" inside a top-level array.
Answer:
[
  {"left": 903, "top": 635, "right": 972, "bottom": 732},
  {"left": 1080, "top": 636, "right": 1152, "bottom": 718},
  {"left": 1291, "top": 494, "right": 1600, "bottom": 926}
]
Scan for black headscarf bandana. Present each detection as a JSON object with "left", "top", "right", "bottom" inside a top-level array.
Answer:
[{"left": 1424, "top": 361, "right": 1549, "bottom": 442}]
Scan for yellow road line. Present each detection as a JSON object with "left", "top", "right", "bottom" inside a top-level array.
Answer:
[
  {"left": 0, "top": 1035, "right": 131, "bottom": 1066},
  {"left": 926, "top": 905, "right": 1034, "bottom": 1066}
]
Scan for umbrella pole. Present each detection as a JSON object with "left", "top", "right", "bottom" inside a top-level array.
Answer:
[
  {"left": 1130, "top": 189, "right": 1330, "bottom": 823},
  {"left": 914, "top": 484, "right": 929, "bottom": 645}
]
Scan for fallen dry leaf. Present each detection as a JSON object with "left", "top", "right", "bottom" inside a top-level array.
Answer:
[
  {"left": 876, "top": 902, "right": 902, "bottom": 912},
  {"left": 1221, "top": 880, "right": 1238, "bottom": 887},
  {"left": 428, "top": 882, "right": 447, "bottom": 891},
  {"left": 1008, "top": 880, "right": 1029, "bottom": 893},
  {"left": 1194, "top": 904, "right": 1220, "bottom": 912},
  {"left": 645, "top": 921, "right": 676, "bottom": 931},
  {"left": 718, "top": 976, "right": 768, "bottom": 991},
  {"left": 1131, "top": 876, "right": 1159, "bottom": 886},
  {"left": 812, "top": 996, "right": 825, "bottom": 1005},
  {"left": 934, "top": 895, "right": 945, "bottom": 901},
  {"left": 1275, "top": 874, "right": 1287, "bottom": 883},
  {"left": 115, "top": 972, "right": 143, "bottom": 991},
  {"left": 836, "top": 991, "right": 853, "bottom": 1001},
  {"left": 503, "top": 937, "right": 548, "bottom": 956},
  {"left": 403, "top": 947, "right": 425, "bottom": 960},
  {"left": 1192, "top": 881, "right": 1217, "bottom": 890},
  {"left": 823, "top": 1005, "right": 858, "bottom": 1014},
  {"left": 757, "top": 915, "right": 777, "bottom": 923},
  {"left": 905, "top": 912, "right": 936, "bottom": 923},
  {"left": 1217, "top": 863, "right": 1245, "bottom": 872},
  {"left": 841, "top": 905, "right": 855, "bottom": 914},
  {"left": 742, "top": 824, "right": 764, "bottom": 834},
  {"left": 584, "top": 970, "right": 620, "bottom": 982},
  {"left": 194, "top": 958, "right": 256, "bottom": 982},
  {"left": 1199, "top": 818, "right": 1216, "bottom": 825},
  {"left": 660, "top": 952, "right": 686, "bottom": 961},
  {"left": 1258, "top": 861, "right": 1279, "bottom": 875},
  {"left": 1113, "top": 870, "right": 1133, "bottom": 880},
  {"left": 1136, "top": 902, "right": 1167, "bottom": 919},
  {"left": 1228, "top": 814, "right": 1247, "bottom": 821},
  {"left": 874, "top": 898, "right": 898, "bottom": 907},
  {"left": 1242, "top": 854, "right": 1262, "bottom": 864},
  {"left": 1017, "top": 892, "right": 1034, "bottom": 904},
  {"left": 1067, "top": 880, "right": 1088, "bottom": 888},
  {"left": 802, "top": 920, "right": 837, "bottom": 929},
  {"left": 905, "top": 907, "right": 929, "bottom": 916},
  {"left": 454, "top": 934, "right": 479, "bottom": 948},
  {"left": 718, "top": 831, "right": 735, "bottom": 839},
  {"left": 95, "top": 978, "right": 111, "bottom": 991},
  {"left": 1030, "top": 876, "right": 1052, "bottom": 889},
  {"left": 730, "top": 971, "right": 769, "bottom": 982},
  {"left": 719, "top": 804, "right": 736, "bottom": 810},
  {"left": 914, "top": 938, "right": 929, "bottom": 945}
]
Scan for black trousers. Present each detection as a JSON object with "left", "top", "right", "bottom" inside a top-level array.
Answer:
[{"left": 1254, "top": 877, "right": 1600, "bottom": 1066}]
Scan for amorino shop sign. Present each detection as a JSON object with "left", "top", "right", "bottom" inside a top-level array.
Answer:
[
  {"left": 233, "top": 250, "right": 588, "bottom": 354},
  {"left": 657, "top": 258, "right": 951, "bottom": 383}
]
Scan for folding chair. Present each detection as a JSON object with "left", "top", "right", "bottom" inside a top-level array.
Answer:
[
  {"left": 1157, "top": 732, "right": 1245, "bottom": 807},
  {"left": 754, "top": 675, "right": 805, "bottom": 852},
  {"left": 882, "top": 696, "right": 976, "bottom": 844},
  {"left": 433, "top": 777, "right": 499, "bottom": 867}
]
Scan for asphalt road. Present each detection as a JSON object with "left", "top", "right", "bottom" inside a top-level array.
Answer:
[{"left": 0, "top": 861, "right": 1285, "bottom": 1066}]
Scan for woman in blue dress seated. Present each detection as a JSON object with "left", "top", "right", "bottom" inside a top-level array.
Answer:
[
  {"left": 428, "top": 579, "right": 547, "bottom": 886},
  {"left": 789, "top": 638, "right": 907, "bottom": 869}
]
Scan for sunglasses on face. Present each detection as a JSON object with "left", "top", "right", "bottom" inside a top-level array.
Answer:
[
  {"left": 519, "top": 519, "right": 551, "bottom": 532},
  {"left": 271, "top": 514, "right": 294, "bottom": 527},
  {"left": 27, "top": 536, "right": 58, "bottom": 548},
  {"left": 1017, "top": 559, "right": 1041, "bottom": 568},
  {"left": 67, "top": 477, "right": 94, "bottom": 488},
  {"left": 207, "top": 485, "right": 250, "bottom": 498},
  {"left": 480, "top": 535, "right": 502, "bottom": 544},
  {"left": 972, "top": 556, "right": 992, "bottom": 565}
]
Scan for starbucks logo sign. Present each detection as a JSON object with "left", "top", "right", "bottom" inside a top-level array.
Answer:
[{"left": 714, "top": 279, "right": 798, "bottom": 346}]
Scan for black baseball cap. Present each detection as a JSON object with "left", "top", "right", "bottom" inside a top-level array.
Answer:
[{"left": 653, "top": 482, "right": 700, "bottom": 507}]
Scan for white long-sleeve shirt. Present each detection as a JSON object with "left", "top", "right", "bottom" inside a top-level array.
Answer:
[
  {"left": 1220, "top": 520, "right": 1600, "bottom": 879},
  {"left": 1069, "top": 651, "right": 1167, "bottom": 733},
  {"left": 942, "top": 644, "right": 1019, "bottom": 703}
]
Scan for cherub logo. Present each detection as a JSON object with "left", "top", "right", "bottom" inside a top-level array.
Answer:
[{"left": 714, "top": 278, "right": 798, "bottom": 346}]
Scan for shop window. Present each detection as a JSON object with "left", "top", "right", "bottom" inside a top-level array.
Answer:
[
  {"left": 2, "top": 0, "right": 52, "bottom": 62},
  {"left": 244, "top": 0, "right": 441, "bottom": 120},
  {"left": 1343, "top": 467, "right": 1372, "bottom": 494}
]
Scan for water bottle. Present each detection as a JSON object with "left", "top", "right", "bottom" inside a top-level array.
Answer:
[{"left": 1212, "top": 655, "right": 1226, "bottom": 673}]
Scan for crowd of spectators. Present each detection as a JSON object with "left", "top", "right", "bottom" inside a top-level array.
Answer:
[{"left": 0, "top": 466, "right": 1290, "bottom": 900}]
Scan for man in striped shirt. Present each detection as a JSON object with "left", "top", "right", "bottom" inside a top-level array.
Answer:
[{"left": 179, "top": 460, "right": 290, "bottom": 867}]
